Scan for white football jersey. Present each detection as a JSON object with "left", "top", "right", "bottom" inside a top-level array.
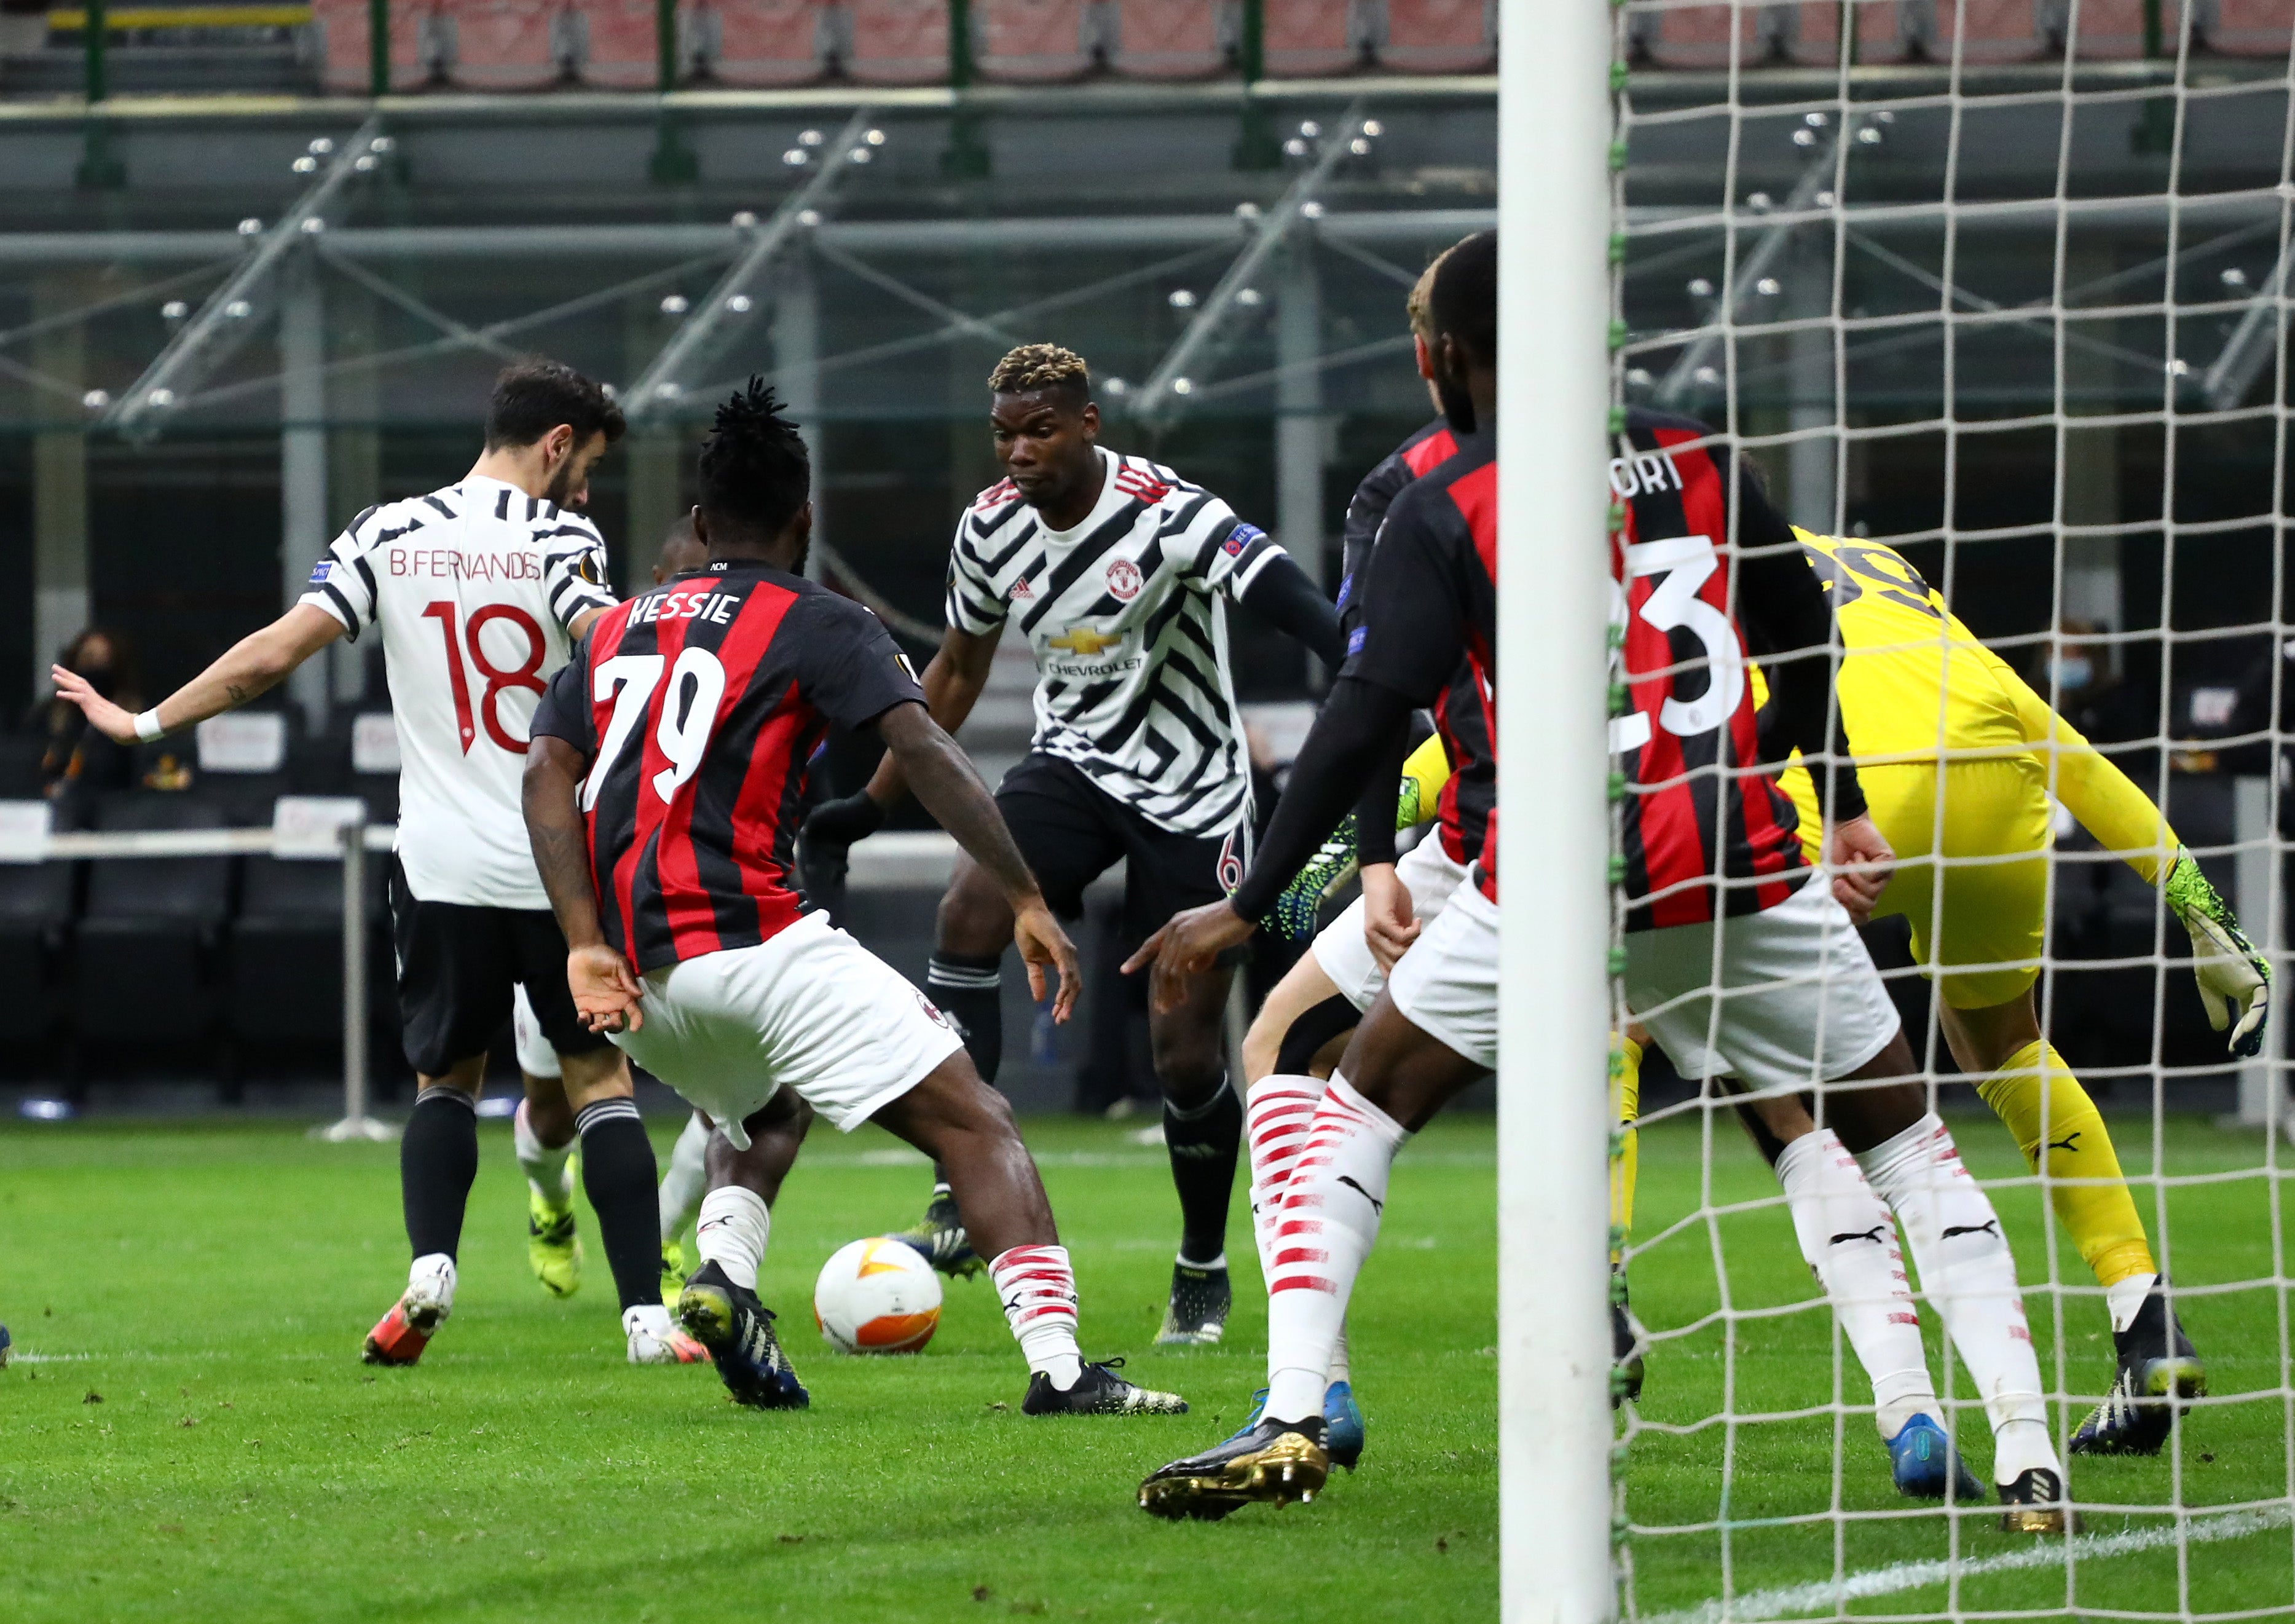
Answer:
[
  {"left": 301, "top": 475, "right": 615, "bottom": 909},
  {"left": 943, "top": 446, "right": 1281, "bottom": 837}
]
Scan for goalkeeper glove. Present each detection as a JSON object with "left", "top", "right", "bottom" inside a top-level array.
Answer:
[
  {"left": 1258, "top": 770, "right": 1435, "bottom": 944},
  {"left": 2165, "top": 849, "right": 2271, "bottom": 1058}
]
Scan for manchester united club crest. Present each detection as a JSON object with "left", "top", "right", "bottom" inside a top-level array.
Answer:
[{"left": 1106, "top": 558, "right": 1143, "bottom": 601}]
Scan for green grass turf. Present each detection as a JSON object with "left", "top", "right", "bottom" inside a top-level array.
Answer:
[
  {"left": 0, "top": 1110, "right": 2284, "bottom": 1621},
  {"left": 0, "top": 1112, "right": 1496, "bottom": 1622}
]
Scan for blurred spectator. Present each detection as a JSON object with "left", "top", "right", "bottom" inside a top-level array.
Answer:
[
  {"left": 2041, "top": 618, "right": 2159, "bottom": 747},
  {"left": 30, "top": 628, "right": 144, "bottom": 800}
]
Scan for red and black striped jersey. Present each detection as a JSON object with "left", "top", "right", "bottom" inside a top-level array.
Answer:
[
  {"left": 1610, "top": 408, "right": 1853, "bottom": 931},
  {"left": 1342, "top": 429, "right": 1499, "bottom": 902},
  {"left": 1340, "top": 419, "right": 1493, "bottom": 869},
  {"left": 530, "top": 560, "right": 924, "bottom": 972}
]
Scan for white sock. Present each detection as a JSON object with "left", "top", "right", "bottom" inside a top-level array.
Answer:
[
  {"left": 407, "top": 1252, "right": 457, "bottom": 1314},
  {"left": 1264, "top": 1074, "right": 1407, "bottom": 1425},
  {"left": 1857, "top": 1114, "right": 2060, "bottom": 1484},
  {"left": 660, "top": 1113, "right": 711, "bottom": 1246},
  {"left": 1776, "top": 1129, "right": 1940, "bottom": 1438},
  {"left": 623, "top": 1303, "right": 675, "bottom": 1344},
  {"left": 1328, "top": 1326, "right": 1352, "bottom": 1387},
  {"left": 513, "top": 1099, "right": 575, "bottom": 1208},
  {"left": 1177, "top": 1251, "right": 1227, "bottom": 1271},
  {"left": 2106, "top": 1271, "right": 2158, "bottom": 1336},
  {"left": 693, "top": 1186, "right": 770, "bottom": 1291},
  {"left": 990, "top": 1244, "right": 1082, "bottom": 1389}
]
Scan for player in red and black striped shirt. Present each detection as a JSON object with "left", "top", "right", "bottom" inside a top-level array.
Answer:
[{"left": 522, "top": 383, "right": 1186, "bottom": 1419}]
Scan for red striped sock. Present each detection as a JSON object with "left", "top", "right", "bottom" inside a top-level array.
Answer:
[
  {"left": 1245, "top": 1074, "right": 1328, "bottom": 1281},
  {"left": 990, "top": 1244, "right": 1082, "bottom": 1387},
  {"left": 1264, "top": 1074, "right": 1407, "bottom": 1424}
]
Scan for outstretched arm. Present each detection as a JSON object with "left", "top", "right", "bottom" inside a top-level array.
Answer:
[
  {"left": 51, "top": 603, "right": 341, "bottom": 744},
  {"left": 805, "top": 623, "right": 1002, "bottom": 851},
  {"left": 524, "top": 734, "right": 644, "bottom": 1035},
  {"left": 1237, "top": 551, "right": 1347, "bottom": 669},
  {"left": 875, "top": 699, "right": 1079, "bottom": 1022}
]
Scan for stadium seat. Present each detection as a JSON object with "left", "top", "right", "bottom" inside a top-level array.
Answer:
[
  {"left": 70, "top": 794, "right": 234, "bottom": 1052},
  {"left": 708, "top": 0, "right": 827, "bottom": 85},
  {"left": 228, "top": 847, "right": 348, "bottom": 1052},
  {"left": 844, "top": 0, "right": 945, "bottom": 82},
  {"left": 574, "top": 0, "right": 664, "bottom": 87},
  {"left": 0, "top": 843, "right": 77, "bottom": 1043},
  {"left": 1380, "top": 0, "right": 1493, "bottom": 73},
  {"left": 2210, "top": 0, "right": 2293, "bottom": 54},
  {"left": 977, "top": 0, "right": 1094, "bottom": 80},
  {"left": 1109, "top": 0, "right": 1226, "bottom": 78},
  {"left": 1263, "top": 0, "right": 1361, "bottom": 77}
]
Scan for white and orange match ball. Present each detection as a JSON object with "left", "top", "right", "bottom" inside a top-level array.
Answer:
[{"left": 813, "top": 1237, "right": 943, "bottom": 1355}]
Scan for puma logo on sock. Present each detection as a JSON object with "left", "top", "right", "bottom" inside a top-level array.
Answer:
[
  {"left": 1942, "top": 1221, "right": 2001, "bottom": 1240},
  {"left": 1336, "top": 1175, "right": 1385, "bottom": 1215},
  {"left": 1829, "top": 1226, "right": 1887, "bottom": 1246},
  {"left": 2047, "top": 1132, "right": 2080, "bottom": 1153}
]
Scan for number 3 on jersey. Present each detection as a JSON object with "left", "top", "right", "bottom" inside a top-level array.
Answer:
[
  {"left": 582, "top": 648, "right": 728, "bottom": 811},
  {"left": 1611, "top": 534, "right": 1744, "bottom": 754},
  {"left": 422, "top": 601, "right": 546, "bottom": 755}
]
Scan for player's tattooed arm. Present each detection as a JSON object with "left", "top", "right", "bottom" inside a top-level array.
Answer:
[
  {"left": 49, "top": 603, "right": 341, "bottom": 743},
  {"left": 875, "top": 699, "right": 1080, "bottom": 1023},
  {"left": 523, "top": 735, "right": 645, "bottom": 1035}
]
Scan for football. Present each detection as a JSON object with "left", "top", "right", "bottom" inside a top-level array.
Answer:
[{"left": 813, "top": 1237, "right": 943, "bottom": 1354}]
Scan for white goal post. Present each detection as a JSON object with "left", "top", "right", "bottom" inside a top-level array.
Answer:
[{"left": 1496, "top": 1, "right": 1618, "bottom": 1620}]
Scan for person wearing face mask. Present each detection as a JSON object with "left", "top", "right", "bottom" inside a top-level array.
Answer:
[{"left": 31, "top": 628, "right": 143, "bottom": 802}]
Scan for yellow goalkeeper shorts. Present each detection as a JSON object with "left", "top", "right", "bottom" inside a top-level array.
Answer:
[{"left": 1780, "top": 756, "right": 2051, "bottom": 1011}]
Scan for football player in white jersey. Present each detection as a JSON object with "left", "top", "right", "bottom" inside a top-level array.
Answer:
[
  {"left": 800, "top": 344, "right": 1345, "bottom": 1345},
  {"left": 53, "top": 358, "right": 706, "bottom": 1370}
]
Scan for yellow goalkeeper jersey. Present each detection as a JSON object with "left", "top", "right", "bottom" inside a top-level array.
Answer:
[{"left": 1774, "top": 530, "right": 2178, "bottom": 885}]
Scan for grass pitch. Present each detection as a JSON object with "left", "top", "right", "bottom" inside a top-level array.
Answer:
[{"left": 0, "top": 1110, "right": 2284, "bottom": 1622}]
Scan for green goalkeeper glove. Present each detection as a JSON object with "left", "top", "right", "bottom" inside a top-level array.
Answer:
[
  {"left": 2165, "top": 849, "right": 2271, "bottom": 1058},
  {"left": 1259, "top": 771, "right": 1431, "bottom": 944}
]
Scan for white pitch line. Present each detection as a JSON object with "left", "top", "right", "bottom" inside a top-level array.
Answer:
[{"left": 1645, "top": 1505, "right": 2294, "bottom": 1624}]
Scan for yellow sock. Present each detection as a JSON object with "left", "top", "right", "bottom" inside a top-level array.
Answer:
[
  {"left": 1976, "top": 1039, "right": 2156, "bottom": 1289},
  {"left": 1611, "top": 1036, "right": 1642, "bottom": 1264}
]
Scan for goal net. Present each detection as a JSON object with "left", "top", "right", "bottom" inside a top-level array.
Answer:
[{"left": 1605, "top": 4, "right": 2295, "bottom": 1622}]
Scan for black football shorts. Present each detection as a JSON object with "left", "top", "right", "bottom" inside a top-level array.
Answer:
[
  {"left": 993, "top": 752, "right": 1250, "bottom": 948},
  {"left": 388, "top": 857, "right": 611, "bottom": 1078}
]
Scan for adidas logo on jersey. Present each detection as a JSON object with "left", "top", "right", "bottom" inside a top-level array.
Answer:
[{"left": 1011, "top": 577, "right": 1033, "bottom": 599}]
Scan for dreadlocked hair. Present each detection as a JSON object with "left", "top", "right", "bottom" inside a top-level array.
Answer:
[
  {"left": 988, "top": 343, "right": 1090, "bottom": 405},
  {"left": 696, "top": 377, "right": 810, "bottom": 545}
]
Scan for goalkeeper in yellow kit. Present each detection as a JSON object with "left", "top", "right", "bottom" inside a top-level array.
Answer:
[{"left": 1738, "top": 529, "right": 2269, "bottom": 1456}]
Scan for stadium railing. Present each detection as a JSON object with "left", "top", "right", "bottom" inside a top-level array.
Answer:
[{"left": 6, "top": 802, "right": 966, "bottom": 1134}]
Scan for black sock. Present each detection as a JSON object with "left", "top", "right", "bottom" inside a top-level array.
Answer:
[
  {"left": 401, "top": 1086, "right": 479, "bottom": 1262},
  {"left": 1163, "top": 1079, "right": 1243, "bottom": 1266},
  {"left": 575, "top": 1099, "right": 664, "bottom": 1312},
  {"left": 927, "top": 952, "right": 1005, "bottom": 1084}
]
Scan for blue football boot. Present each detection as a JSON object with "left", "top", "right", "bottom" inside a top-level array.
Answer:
[
  {"left": 1886, "top": 1413, "right": 1983, "bottom": 1501},
  {"left": 674, "top": 1261, "right": 809, "bottom": 1410},
  {"left": 1323, "top": 1379, "right": 1366, "bottom": 1471}
]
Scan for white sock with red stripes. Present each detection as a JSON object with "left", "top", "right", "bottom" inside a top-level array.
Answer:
[
  {"left": 1262, "top": 1074, "right": 1407, "bottom": 1426},
  {"left": 990, "top": 1244, "right": 1082, "bottom": 1389},
  {"left": 1248, "top": 1073, "right": 1353, "bottom": 1399},
  {"left": 1245, "top": 1074, "right": 1327, "bottom": 1279},
  {"left": 1856, "top": 1113, "right": 2058, "bottom": 1485},
  {"left": 1775, "top": 1129, "right": 1940, "bottom": 1438}
]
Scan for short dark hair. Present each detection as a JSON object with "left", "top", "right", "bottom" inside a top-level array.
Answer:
[
  {"left": 988, "top": 343, "right": 1090, "bottom": 408},
  {"left": 696, "top": 379, "right": 810, "bottom": 545},
  {"left": 1427, "top": 231, "right": 1497, "bottom": 368},
  {"left": 484, "top": 357, "right": 626, "bottom": 451}
]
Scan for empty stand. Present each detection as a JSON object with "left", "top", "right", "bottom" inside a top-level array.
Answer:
[
  {"left": 844, "top": 0, "right": 944, "bottom": 82},
  {"left": 229, "top": 845, "right": 347, "bottom": 1050},
  {"left": 706, "top": 0, "right": 825, "bottom": 85},
  {"left": 71, "top": 794, "right": 234, "bottom": 1051},
  {"left": 976, "top": 0, "right": 1093, "bottom": 80},
  {"left": 1380, "top": 0, "right": 1492, "bottom": 73},
  {"left": 1109, "top": 0, "right": 1224, "bottom": 77}
]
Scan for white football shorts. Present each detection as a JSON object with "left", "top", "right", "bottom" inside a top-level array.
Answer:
[
  {"left": 610, "top": 911, "right": 964, "bottom": 1145},
  {"left": 1310, "top": 834, "right": 1471, "bottom": 1014},
  {"left": 1384, "top": 873, "right": 1498, "bottom": 1073},
  {"left": 511, "top": 985, "right": 561, "bottom": 1079},
  {"left": 1624, "top": 874, "right": 1902, "bottom": 1094}
]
